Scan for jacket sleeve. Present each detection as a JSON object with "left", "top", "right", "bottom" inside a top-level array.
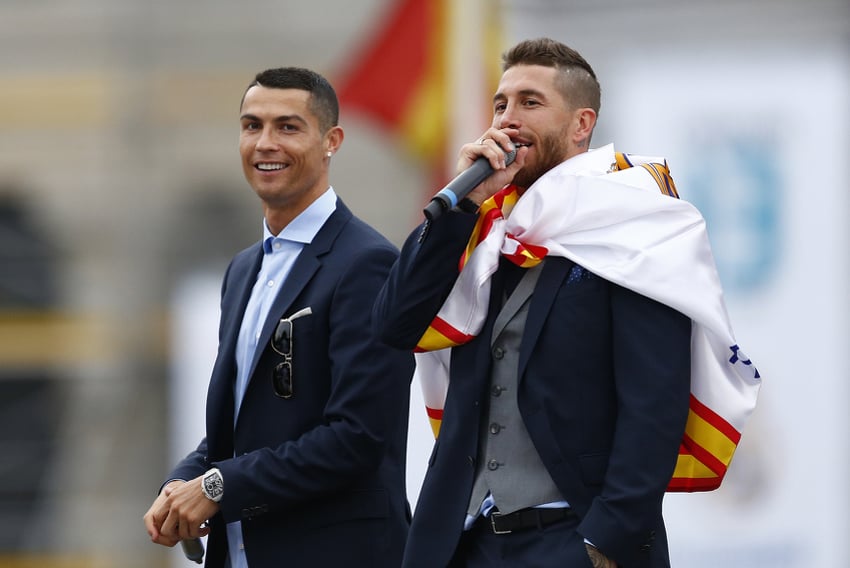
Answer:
[
  {"left": 373, "top": 212, "right": 478, "bottom": 349},
  {"left": 167, "top": 438, "right": 209, "bottom": 485}
]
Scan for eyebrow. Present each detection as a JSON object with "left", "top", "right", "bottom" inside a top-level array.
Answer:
[
  {"left": 493, "top": 88, "right": 548, "bottom": 103},
  {"left": 240, "top": 113, "right": 309, "bottom": 126}
]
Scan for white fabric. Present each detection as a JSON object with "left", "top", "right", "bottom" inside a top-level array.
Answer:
[{"left": 416, "top": 144, "right": 760, "bottom": 441}]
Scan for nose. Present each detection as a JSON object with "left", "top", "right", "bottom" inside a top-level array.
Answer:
[
  {"left": 255, "top": 126, "right": 277, "bottom": 151},
  {"left": 495, "top": 102, "right": 520, "bottom": 130}
]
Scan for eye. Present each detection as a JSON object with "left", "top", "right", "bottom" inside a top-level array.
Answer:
[
  {"left": 494, "top": 102, "right": 507, "bottom": 113},
  {"left": 243, "top": 121, "right": 261, "bottom": 131},
  {"left": 522, "top": 99, "right": 540, "bottom": 107}
]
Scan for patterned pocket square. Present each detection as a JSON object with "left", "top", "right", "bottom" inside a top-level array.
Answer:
[{"left": 567, "top": 265, "right": 592, "bottom": 284}]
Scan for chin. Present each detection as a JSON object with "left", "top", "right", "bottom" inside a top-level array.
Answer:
[{"left": 513, "top": 170, "right": 539, "bottom": 190}]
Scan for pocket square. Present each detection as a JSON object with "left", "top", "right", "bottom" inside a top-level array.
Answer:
[{"left": 567, "top": 265, "right": 591, "bottom": 284}]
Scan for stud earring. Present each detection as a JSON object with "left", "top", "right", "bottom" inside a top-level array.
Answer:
[{"left": 326, "top": 151, "right": 332, "bottom": 157}]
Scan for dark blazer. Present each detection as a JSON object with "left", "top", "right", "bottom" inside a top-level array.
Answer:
[
  {"left": 374, "top": 210, "right": 691, "bottom": 568},
  {"left": 170, "top": 199, "right": 414, "bottom": 567}
]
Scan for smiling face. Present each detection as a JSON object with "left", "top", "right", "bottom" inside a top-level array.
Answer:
[
  {"left": 492, "top": 64, "right": 596, "bottom": 189},
  {"left": 239, "top": 85, "right": 342, "bottom": 232}
]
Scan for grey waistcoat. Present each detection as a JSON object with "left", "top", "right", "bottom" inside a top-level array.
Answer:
[{"left": 467, "top": 262, "right": 564, "bottom": 516}]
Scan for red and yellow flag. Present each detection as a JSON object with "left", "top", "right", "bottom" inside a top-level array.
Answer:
[
  {"left": 669, "top": 394, "right": 743, "bottom": 491},
  {"left": 412, "top": 150, "right": 757, "bottom": 493},
  {"left": 335, "top": 0, "right": 503, "bottom": 188}
]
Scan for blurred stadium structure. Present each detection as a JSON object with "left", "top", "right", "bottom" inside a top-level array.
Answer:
[{"left": 0, "top": 0, "right": 847, "bottom": 566}]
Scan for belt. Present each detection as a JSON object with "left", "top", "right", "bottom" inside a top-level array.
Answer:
[{"left": 479, "top": 507, "right": 574, "bottom": 535}]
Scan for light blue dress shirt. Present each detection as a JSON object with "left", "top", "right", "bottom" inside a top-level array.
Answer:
[{"left": 225, "top": 188, "right": 336, "bottom": 568}]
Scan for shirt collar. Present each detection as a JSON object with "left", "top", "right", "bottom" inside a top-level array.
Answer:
[{"left": 263, "top": 187, "right": 337, "bottom": 253}]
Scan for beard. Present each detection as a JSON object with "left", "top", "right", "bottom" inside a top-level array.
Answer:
[{"left": 511, "top": 128, "right": 571, "bottom": 190}]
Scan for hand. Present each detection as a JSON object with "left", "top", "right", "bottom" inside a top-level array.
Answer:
[
  {"left": 459, "top": 128, "right": 528, "bottom": 206},
  {"left": 144, "top": 477, "right": 216, "bottom": 546},
  {"left": 585, "top": 543, "right": 618, "bottom": 568},
  {"left": 144, "top": 480, "right": 184, "bottom": 547},
  {"left": 160, "top": 473, "right": 218, "bottom": 541}
]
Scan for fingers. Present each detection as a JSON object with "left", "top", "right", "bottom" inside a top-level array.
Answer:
[
  {"left": 160, "top": 504, "right": 206, "bottom": 541},
  {"left": 160, "top": 508, "right": 181, "bottom": 540},
  {"left": 144, "top": 508, "right": 180, "bottom": 547},
  {"left": 172, "top": 519, "right": 210, "bottom": 541},
  {"left": 454, "top": 128, "right": 524, "bottom": 206},
  {"left": 476, "top": 127, "right": 517, "bottom": 153},
  {"left": 143, "top": 487, "right": 172, "bottom": 543},
  {"left": 142, "top": 511, "right": 159, "bottom": 541},
  {"left": 162, "top": 479, "right": 184, "bottom": 496},
  {"left": 156, "top": 476, "right": 220, "bottom": 541},
  {"left": 144, "top": 479, "right": 209, "bottom": 547},
  {"left": 466, "top": 128, "right": 518, "bottom": 170},
  {"left": 585, "top": 543, "right": 617, "bottom": 567},
  {"left": 459, "top": 131, "right": 530, "bottom": 206}
]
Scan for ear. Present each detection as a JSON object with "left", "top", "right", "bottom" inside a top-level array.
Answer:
[
  {"left": 324, "top": 125, "right": 344, "bottom": 157},
  {"left": 572, "top": 108, "right": 597, "bottom": 149}
]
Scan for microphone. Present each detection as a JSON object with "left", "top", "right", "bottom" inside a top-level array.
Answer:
[
  {"left": 423, "top": 148, "right": 517, "bottom": 221},
  {"left": 181, "top": 537, "right": 205, "bottom": 564}
]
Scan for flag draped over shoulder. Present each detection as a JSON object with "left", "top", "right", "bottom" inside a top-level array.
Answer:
[{"left": 414, "top": 144, "right": 762, "bottom": 492}]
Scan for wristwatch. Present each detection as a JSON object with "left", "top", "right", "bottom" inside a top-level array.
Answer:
[{"left": 201, "top": 468, "right": 224, "bottom": 503}]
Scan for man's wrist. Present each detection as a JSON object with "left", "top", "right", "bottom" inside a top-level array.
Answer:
[{"left": 201, "top": 468, "right": 224, "bottom": 503}]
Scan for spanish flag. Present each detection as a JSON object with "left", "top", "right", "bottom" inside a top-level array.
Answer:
[
  {"left": 413, "top": 145, "right": 761, "bottom": 493},
  {"left": 335, "top": 0, "right": 503, "bottom": 187}
]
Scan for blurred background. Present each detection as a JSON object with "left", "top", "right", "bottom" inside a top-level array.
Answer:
[{"left": 0, "top": 0, "right": 847, "bottom": 566}]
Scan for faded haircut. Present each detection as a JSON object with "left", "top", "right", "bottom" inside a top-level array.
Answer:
[
  {"left": 502, "top": 38, "right": 601, "bottom": 115},
  {"left": 241, "top": 67, "right": 339, "bottom": 132}
]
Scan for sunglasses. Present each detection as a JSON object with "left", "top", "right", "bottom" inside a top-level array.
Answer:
[{"left": 271, "top": 306, "right": 312, "bottom": 398}]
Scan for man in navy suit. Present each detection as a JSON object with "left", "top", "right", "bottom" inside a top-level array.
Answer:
[
  {"left": 144, "top": 67, "right": 414, "bottom": 567},
  {"left": 374, "top": 38, "right": 691, "bottom": 567}
]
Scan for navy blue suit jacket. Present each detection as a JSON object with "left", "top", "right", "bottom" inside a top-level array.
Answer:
[
  {"left": 170, "top": 199, "right": 414, "bottom": 567},
  {"left": 374, "top": 210, "right": 691, "bottom": 568}
]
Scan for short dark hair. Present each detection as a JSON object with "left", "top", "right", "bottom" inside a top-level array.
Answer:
[
  {"left": 502, "top": 38, "right": 601, "bottom": 115},
  {"left": 241, "top": 67, "right": 339, "bottom": 132}
]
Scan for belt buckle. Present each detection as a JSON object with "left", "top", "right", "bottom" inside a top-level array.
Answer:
[{"left": 489, "top": 511, "right": 512, "bottom": 535}]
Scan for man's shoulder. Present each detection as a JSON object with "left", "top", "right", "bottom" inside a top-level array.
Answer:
[
  {"left": 331, "top": 201, "right": 397, "bottom": 254},
  {"left": 329, "top": 219, "right": 398, "bottom": 270},
  {"left": 230, "top": 240, "right": 263, "bottom": 264},
  {"left": 344, "top": 214, "right": 395, "bottom": 245}
]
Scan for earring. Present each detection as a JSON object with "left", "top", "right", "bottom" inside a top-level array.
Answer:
[{"left": 326, "top": 151, "right": 332, "bottom": 157}]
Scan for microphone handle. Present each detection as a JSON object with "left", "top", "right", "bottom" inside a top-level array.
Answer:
[
  {"left": 423, "top": 148, "right": 516, "bottom": 221},
  {"left": 181, "top": 537, "right": 205, "bottom": 564}
]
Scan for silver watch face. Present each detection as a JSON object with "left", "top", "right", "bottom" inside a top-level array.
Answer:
[{"left": 203, "top": 471, "right": 223, "bottom": 501}]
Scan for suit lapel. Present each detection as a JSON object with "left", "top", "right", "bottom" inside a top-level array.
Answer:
[
  {"left": 245, "top": 200, "right": 353, "bottom": 381},
  {"left": 220, "top": 246, "right": 265, "bottom": 358}
]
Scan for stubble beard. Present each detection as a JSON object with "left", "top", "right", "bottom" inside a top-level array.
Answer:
[{"left": 511, "top": 129, "right": 571, "bottom": 190}]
